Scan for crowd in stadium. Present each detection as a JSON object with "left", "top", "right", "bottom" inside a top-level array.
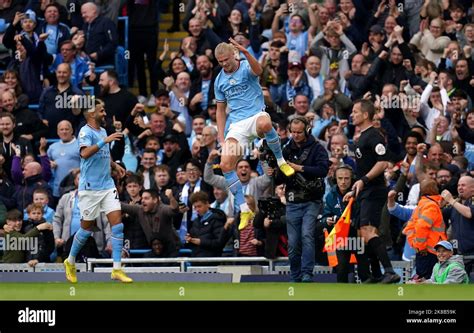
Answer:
[{"left": 0, "top": 0, "right": 473, "bottom": 284}]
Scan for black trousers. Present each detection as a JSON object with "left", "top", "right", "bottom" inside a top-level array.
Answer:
[
  {"left": 415, "top": 252, "right": 438, "bottom": 279},
  {"left": 128, "top": 28, "right": 158, "bottom": 96},
  {"left": 336, "top": 250, "right": 370, "bottom": 283}
]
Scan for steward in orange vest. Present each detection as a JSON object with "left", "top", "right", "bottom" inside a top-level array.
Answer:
[{"left": 403, "top": 179, "right": 447, "bottom": 279}]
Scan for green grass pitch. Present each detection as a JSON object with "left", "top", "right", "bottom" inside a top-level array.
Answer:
[{"left": 0, "top": 283, "right": 473, "bottom": 301}]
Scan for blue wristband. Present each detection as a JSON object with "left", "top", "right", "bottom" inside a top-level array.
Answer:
[{"left": 97, "top": 140, "right": 106, "bottom": 149}]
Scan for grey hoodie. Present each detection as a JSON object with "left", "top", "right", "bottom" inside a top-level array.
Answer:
[{"left": 426, "top": 255, "right": 469, "bottom": 284}]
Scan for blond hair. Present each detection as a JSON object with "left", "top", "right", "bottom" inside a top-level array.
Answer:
[{"left": 215, "top": 42, "right": 235, "bottom": 57}]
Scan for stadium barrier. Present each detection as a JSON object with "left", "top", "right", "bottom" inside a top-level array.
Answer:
[
  {"left": 85, "top": 257, "right": 415, "bottom": 283},
  {"left": 0, "top": 263, "right": 34, "bottom": 272},
  {"left": 0, "top": 263, "right": 87, "bottom": 273},
  {"left": 86, "top": 256, "right": 289, "bottom": 273},
  {"left": 34, "top": 263, "right": 87, "bottom": 272}
]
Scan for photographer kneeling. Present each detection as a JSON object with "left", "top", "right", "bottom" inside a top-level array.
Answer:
[{"left": 277, "top": 117, "right": 329, "bottom": 282}]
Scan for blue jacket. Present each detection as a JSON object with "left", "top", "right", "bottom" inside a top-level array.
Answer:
[{"left": 321, "top": 185, "right": 348, "bottom": 226}]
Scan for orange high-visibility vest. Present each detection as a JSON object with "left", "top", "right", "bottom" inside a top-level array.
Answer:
[{"left": 403, "top": 195, "right": 447, "bottom": 255}]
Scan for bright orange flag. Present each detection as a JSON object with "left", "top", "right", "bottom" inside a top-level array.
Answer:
[{"left": 324, "top": 198, "right": 355, "bottom": 267}]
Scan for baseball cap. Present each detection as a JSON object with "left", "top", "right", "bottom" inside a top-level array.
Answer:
[
  {"left": 22, "top": 9, "right": 37, "bottom": 24},
  {"left": 434, "top": 240, "right": 453, "bottom": 252},
  {"left": 369, "top": 24, "right": 384, "bottom": 35},
  {"left": 163, "top": 134, "right": 178, "bottom": 143},
  {"left": 288, "top": 61, "right": 303, "bottom": 70}
]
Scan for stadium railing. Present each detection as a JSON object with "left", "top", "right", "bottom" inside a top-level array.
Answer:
[
  {"left": 86, "top": 256, "right": 290, "bottom": 273},
  {"left": 93, "top": 266, "right": 181, "bottom": 273}
]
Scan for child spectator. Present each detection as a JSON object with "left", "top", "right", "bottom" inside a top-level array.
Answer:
[
  {"left": 22, "top": 203, "right": 54, "bottom": 266},
  {"left": 409, "top": 241, "right": 469, "bottom": 284},
  {"left": 1, "top": 209, "right": 52, "bottom": 263},
  {"left": 185, "top": 191, "right": 226, "bottom": 257},
  {"left": 234, "top": 195, "right": 264, "bottom": 257},
  {"left": 23, "top": 188, "right": 55, "bottom": 223}
]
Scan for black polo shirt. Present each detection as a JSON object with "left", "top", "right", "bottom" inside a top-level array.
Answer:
[{"left": 354, "top": 126, "right": 388, "bottom": 187}]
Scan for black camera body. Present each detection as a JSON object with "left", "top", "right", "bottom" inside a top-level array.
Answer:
[
  {"left": 258, "top": 197, "right": 285, "bottom": 221},
  {"left": 287, "top": 173, "right": 325, "bottom": 202}
]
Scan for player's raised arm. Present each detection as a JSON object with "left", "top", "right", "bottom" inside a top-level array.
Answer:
[
  {"left": 80, "top": 132, "right": 123, "bottom": 159},
  {"left": 229, "top": 37, "right": 263, "bottom": 76}
]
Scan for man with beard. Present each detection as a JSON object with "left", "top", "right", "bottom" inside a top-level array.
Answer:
[
  {"left": 121, "top": 189, "right": 179, "bottom": 257},
  {"left": 98, "top": 70, "right": 139, "bottom": 128},
  {"left": 2, "top": 90, "right": 48, "bottom": 143},
  {"left": 38, "top": 63, "right": 83, "bottom": 138},
  {"left": 188, "top": 55, "right": 216, "bottom": 116},
  {"left": 0, "top": 112, "right": 32, "bottom": 180}
]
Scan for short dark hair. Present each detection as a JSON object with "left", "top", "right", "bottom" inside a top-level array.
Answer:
[
  {"left": 193, "top": 114, "right": 206, "bottom": 121},
  {"left": 142, "top": 189, "right": 159, "bottom": 199},
  {"left": 403, "top": 131, "right": 424, "bottom": 146},
  {"left": 185, "top": 158, "right": 202, "bottom": 172},
  {"left": 45, "top": 3, "right": 60, "bottom": 12},
  {"left": 145, "top": 135, "right": 160, "bottom": 145},
  {"left": 270, "top": 40, "right": 285, "bottom": 48},
  {"left": 354, "top": 99, "right": 376, "bottom": 121},
  {"left": 125, "top": 174, "right": 143, "bottom": 186},
  {"left": 6, "top": 209, "right": 22, "bottom": 221},
  {"left": 190, "top": 191, "right": 209, "bottom": 205},
  {"left": 59, "top": 39, "right": 76, "bottom": 50},
  {"left": 0, "top": 112, "right": 15, "bottom": 123},
  {"left": 104, "top": 70, "right": 119, "bottom": 83},
  {"left": 143, "top": 148, "right": 157, "bottom": 156}
]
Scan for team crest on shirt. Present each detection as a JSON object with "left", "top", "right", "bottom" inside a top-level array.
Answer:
[
  {"left": 375, "top": 144, "right": 386, "bottom": 155},
  {"left": 79, "top": 131, "right": 85, "bottom": 138},
  {"left": 355, "top": 148, "right": 362, "bottom": 159},
  {"left": 229, "top": 78, "right": 237, "bottom": 85}
]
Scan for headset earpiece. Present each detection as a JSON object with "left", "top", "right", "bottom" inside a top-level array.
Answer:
[{"left": 290, "top": 116, "right": 311, "bottom": 138}]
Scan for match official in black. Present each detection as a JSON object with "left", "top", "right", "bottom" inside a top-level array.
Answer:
[{"left": 343, "top": 100, "right": 401, "bottom": 284}]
